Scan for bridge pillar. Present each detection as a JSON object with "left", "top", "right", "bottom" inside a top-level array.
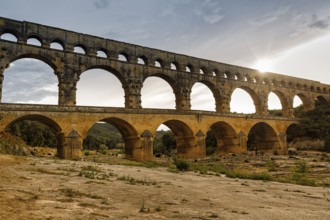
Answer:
[
  {"left": 57, "top": 65, "right": 79, "bottom": 106},
  {"left": 59, "top": 129, "right": 83, "bottom": 159},
  {"left": 176, "top": 84, "right": 191, "bottom": 110},
  {"left": 238, "top": 131, "right": 248, "bottom": 153},
  {"left": 123, "top": 76, "right": 142, "bottom": 109},
  {"left": 287, "top": 98, "right": 295, "bottom": 117},
  {"left": 177, "top": 134, "right": 205, "bottom": 159},
  {"left": 195, "top": 130, "right": 206, "bottom": 158},
  {"left": 138, "top": 130, "right": 153, "bottom": 161},
  {"left": 218, "top": 93, "right": 231, "bottom": 112},
  {"left": 59, "top": 82, "right": 77, "bottom": 106},
  {"left": 124, "top": 134, "right": 153, "bottom": 161},
  {"left": 253, "top": 137, "right": 281, "bottom": 154},
  {"left": 256, "top": 93, "right": 269, "bottom": 115},
  {"left": 216, "top": 136, "right": 241, "bottom": 156}
]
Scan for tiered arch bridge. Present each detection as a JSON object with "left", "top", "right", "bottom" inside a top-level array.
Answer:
[{"left": 0, "top": 17, "right": 329, "bottom": 160}]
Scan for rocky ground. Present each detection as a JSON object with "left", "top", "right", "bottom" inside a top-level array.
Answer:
[{"left": 0, "top": 151, "right": 329, "bottom": 220}]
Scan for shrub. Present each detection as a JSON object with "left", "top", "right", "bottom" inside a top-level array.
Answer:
[
  {"left": 174, "top": 158, "right": 190, "bottom": 171},
  {"left": 295, "top": 161, "right": 307, "bottom": 173},
  {"left": 97, "top": 145, "right": 108, "bottom": 155}
]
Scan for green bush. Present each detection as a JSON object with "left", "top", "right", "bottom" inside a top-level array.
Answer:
[
  {"left": 295, "top": 161, "right": 307, "bottom": 173},
  {"left": 174, "top": 158, "right": 190, "bottom": 171},
  {"left": 97, "top": 145, "right": 108, "bottom": 155}
]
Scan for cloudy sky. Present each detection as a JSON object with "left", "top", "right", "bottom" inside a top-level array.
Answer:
[{"left": 1, "top": 0, "right": 330, "bottom": 113}]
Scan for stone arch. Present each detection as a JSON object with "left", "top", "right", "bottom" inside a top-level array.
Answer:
[
  {"left": 231, "top": 86, "right": 260, "bottom": 114},
  {"left": 142, "top": 73, "right": 180, "bottom": 109},
  {"left": 191, "top": 80, "right": 222, "bottom": 112},
  {"left": 186, "top": 64, "right": 194, "bottom": 73},
  {"left": 212, "top": 69, "right": 219, "bottom": 77},
  {"left": 83, "top": 65, "right": 127, "bottom": 90},
  {"left": 286, "top": 123, "right": 305, "bottom": 145},
  {"left": 208, "top": 121, "right": 238, "bottom": 155},
  {"left": 154, "top": 58, "right": 163, "bottom": 68},
  {"left": 294, "top": 93, "right": 312, "bottom": 110},
  {"left": 96, "top": 48, "right": 108, "bottom": 58},
  {"left": 74, "top": 44, "right": 87, "bottom": 54},
  {"left": 2, "top": 56, "right": 59, "bottom": 104},
  {"left": 199, "top": 67, "right": 208, "bottom": 74},
  {"left": 27, "top": 34, "right": 43, "bottom": 46},
  {"left": 247, "top": 122, "right": 280, "bottom": 153},
  {"left": 118, "top": 52, "right": 129, "bottom": 61},
  {"left": 4, "top": 114, "right": 65, "bottom": 157},
  {"left": 315, "top": 95, "right": 328, "bottom": 105},
  {"left": 170, "top": 61, "right": 179, "bottom": 70},
  {"left": 0, "top": 30, "right": 18, "bottom": 42},
  {"left": 0, "top": 28, "right": 20, "bottom": 40},
  {"left": 158, "top": 120, "right": 196, "bottom": 158},
  {"left": 137, "top": 55, "right": 148, "bottom": 65},
  {"left": 77, "top": 65, "right": 127, "bottom": 107},
  {"left": 95, "top": 117, "right": 140, "bottom": 159},
  {"left": 50, "top": 39, "right": 65, "bottom": 50},
  {"left": 8, "top": 53, "right": 57, "bottom": 71},
  {"left": 141, "top": 75, "right": 176, "bottom": 109},
  {"left": 268, "top": 90, "right": 289, "bottom": 116}
]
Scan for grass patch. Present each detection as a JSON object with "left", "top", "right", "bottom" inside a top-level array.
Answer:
[
  {"left": 60, "top": 188, "right": 104, "bottom": 199},
  {"left": 78, "top": 165, "right": 111, "bottom": 180},
  {"left": 266, "top": 161, "right": 279, "bottom": 172},
  {"left": 117, "top": 175, "right": 157, "bottom": 186}
]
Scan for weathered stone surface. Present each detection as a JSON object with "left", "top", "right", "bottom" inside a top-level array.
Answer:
[{"left": 0, "top": 17, "right": 329, "bottom": 160}]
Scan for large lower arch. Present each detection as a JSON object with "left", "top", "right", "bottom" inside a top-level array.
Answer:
[
  {"left": 94, "top": 117, "right": 141, "bottom": 160},
  {"left": 247, "top": 122, "right": 281, "bottom": 154},
  {"left": 158, "top": 120, "right": 198, "bottom": 158},
  {"left": 208, "top": 122, "right": 240, "bottom": 155},
  {"left": 4, "top": 114, "right": 64, "bottom": 157},
  {"left": 286, "top": 123, "right": 305, "bottom": 146}
]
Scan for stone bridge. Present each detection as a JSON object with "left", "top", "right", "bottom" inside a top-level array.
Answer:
[{"left": 0, "top": 17, "right": 329, "bottom": 160}]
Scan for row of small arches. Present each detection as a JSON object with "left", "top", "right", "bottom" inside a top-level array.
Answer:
[{"left": 1, "top": 31, "right": 329, "bottom": 94}]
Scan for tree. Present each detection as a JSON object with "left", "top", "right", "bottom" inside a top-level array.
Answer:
[
  {"left": 6, "top": 120, "right": 57, "bottom": 147},
  {"left": 299, "top": 104, "right": 330, "bottom": 139},
  {"left": 205, "top": 130, "right": 217, "bottom": 155},
  {"left": 162, "top": 131, "right": 176, "bottom": 155},
  {"left": 299, "top": 103, "right": 330, "bottom": 152}
]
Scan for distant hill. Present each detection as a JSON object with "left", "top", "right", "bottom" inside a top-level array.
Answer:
[{"left": 83, "top": 122, "right": 123, "bottom": 149}]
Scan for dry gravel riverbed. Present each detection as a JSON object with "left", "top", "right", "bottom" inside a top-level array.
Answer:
[{"left": 0, "top": 154, "right": 329, "bottom": 220}]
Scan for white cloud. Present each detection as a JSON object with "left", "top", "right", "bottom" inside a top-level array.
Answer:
[
  {"left": 290, "top": 13, "right": 330, "bottom": 37},
  {"left": 248, "top": 6, "right": 291, "bottom": 27}
]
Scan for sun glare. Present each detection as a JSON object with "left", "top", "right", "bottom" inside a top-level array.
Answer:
[{"left": 254, "top": 59, "right": 271, "bottom": 73}]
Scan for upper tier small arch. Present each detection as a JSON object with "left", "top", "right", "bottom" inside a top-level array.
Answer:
[{"left": 0, "top": 31, "right": 18, "bottom": 42}]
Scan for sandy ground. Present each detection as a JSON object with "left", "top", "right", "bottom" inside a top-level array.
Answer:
[{"left": 0, "top": 154, "right": 329, "bottom": 220}]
